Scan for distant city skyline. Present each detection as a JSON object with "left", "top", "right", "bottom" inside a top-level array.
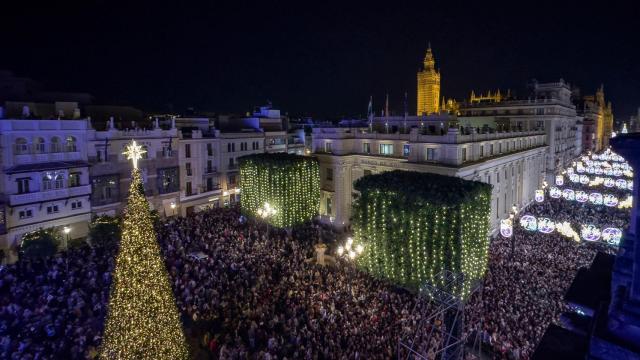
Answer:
[{"left": 1, "top": 2, "right": 638, "bottom": 119}]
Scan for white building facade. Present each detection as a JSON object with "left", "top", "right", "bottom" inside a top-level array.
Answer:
[
  {"left": 313, "top": 126, "right": 547, "bottom": 231},
  {"left": 0, "top": 118, "right": 93, "bottom": 254}
]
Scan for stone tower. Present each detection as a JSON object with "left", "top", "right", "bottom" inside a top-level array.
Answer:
[{"left": 417, "top": 44, "right": 441, "bottom": 115}]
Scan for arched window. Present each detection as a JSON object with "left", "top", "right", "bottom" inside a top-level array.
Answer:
[
  {"left": 51, "top": 137, "right": 61, "bottom": 153},
  {"left": 15, "top": 138, "right": 28, "bottom": 155},
  {"left": 65, "top": 136, "right": 77, "bottom": 152},
  {"left": 141, "top": 145, "right": 149, "bottom": 159},
  {"left": 42, "top": 173, "right": 53, "bottom": 191},
  {"left": 54, "top": 174, "right": 64, "bottom": 189},
  {"left": 34, "top": 137, "right": 46, "bottom": 153}
]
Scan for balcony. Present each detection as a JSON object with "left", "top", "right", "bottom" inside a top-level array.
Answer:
[
  {"left": 9, "top": 184, "right": 92, "bottom": 206},
  {"left": 204, "top": 166, "right": 217, "bottom": 174}
]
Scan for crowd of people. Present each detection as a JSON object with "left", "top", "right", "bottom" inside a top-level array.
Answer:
[
  {"left": 158, "top": 208, "right": 431, "bottom": 359},
  {"left": 0, "top": 179, "right": 630, "bottom": 359},
  {"left": 465, "top": 191, "right": 627, "bottom": 359},
  {"left": 0, "top": 246, "right": 115, "bottom": 359}
]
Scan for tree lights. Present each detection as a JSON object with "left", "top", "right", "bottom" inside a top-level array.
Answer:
[
  {"left": 100, "top": 142, "right": 188, "bottom": 359},
  {"left": 351, "top": 170, "right": 491, "bottom": 298},
  {"left": 239, "top": 154, "right": 320, "bottom": 228}
]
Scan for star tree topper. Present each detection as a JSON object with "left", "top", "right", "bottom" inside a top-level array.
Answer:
[{"left": 123, "top": 140, "right": 146, "bottom": 169}]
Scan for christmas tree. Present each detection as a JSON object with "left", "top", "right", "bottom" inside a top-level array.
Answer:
[{"left": 100, "top": 141, "right": 189, "bottom": 359}]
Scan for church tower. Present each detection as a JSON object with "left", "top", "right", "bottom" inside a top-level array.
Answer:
[{"left": 417, "top": 44, "right": 441, "bottom": 115}]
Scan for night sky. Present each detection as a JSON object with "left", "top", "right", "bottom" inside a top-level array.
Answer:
[{"left": 3, "top": 2, "right": 639, "bottom": 119}]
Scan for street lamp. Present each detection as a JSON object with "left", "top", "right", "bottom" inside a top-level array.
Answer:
[
  {"left": 509, "top": 204, "right": 518, "bottom": 259},
  {"left": 170, "top": 202, "right": 177, "bottom": 216},
  {"left": 257, "top": 202, "right": 277, "bottom": 237},
  {"left": 336, "top": 236, "right": 365, "bottom": 298},
  {"left": 63, "top": 226, "right": 71, "bottom": 250}
]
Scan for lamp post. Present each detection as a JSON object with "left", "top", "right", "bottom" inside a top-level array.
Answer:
[
  {"left": 257, "top": 202, "right": 277, "bottom": 238},
  {"left": 336, "top": 237, "right": 365, "bottom": 298},
  {"left": 170, "top": 202, "right": 177, "bottom": 216},
  {"left": 63, "top": 226, "right": 71, "bottom": 250},
  {"left": 509, "top": 204, "right": 518, "bottom": 259}
]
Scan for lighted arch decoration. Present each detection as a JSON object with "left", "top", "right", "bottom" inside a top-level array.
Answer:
[
  {"left": 581, "top": 224, "right": 601, "bottom": 241},
  {"left": 520, "top": 215, "right": 537, "bottom": 231},
  {"left": 615, "top": 179, "right": 627, "bottom": 189},
  {"left": 595, "top": 168, "right": 604, "bottom": 175},
  {"left": 576, "top": 191, "right": 588, "bottom": 203},
  {"left": 628, "top": 182, "right": 634, "bottom": 191},
  {"left": 589, "top": 192, "right": 603, "bottom": 205},
  {"left": 567, "top": 167, "right": 574, "bottom": 175},
  {"left": 604, "top": 169, "right": 614, "bottom": 176},
  {"left": 555, "top": 175, "right": 564, "bottom": 186},
  {"left": 613, "top": 169, "right": 623, "bottom": 177},
  {"left": 535, "top": 190, "right": 544, "bottom": 203},
  {"left": 538, "top": 218, "right": 555, "bottom": 234},
  {"left": 550, "top": 187, "right": 562, "bottom": 199},
  {"left": 580, "top": 175, "right": 590, "bottom": 184},
  {"left": 587, "top": 167, "right": 596, "bottom": 174},
  {"left": 602, "top": 228, "right": 622, "bottom": 246},
  {"left": 500, "top": 219, "right": 513, "bottom": 238},
  {"left": 569, "top": 174, "right": 580, "bottom": 183},
  {"left": 604, "top": 178, "right": 615, "bottom": 188},
  {"left": 603, "top": 194, "right": 619, "bottom": 207},
  {"left": 562, "top": 189, "right": 575, "bottom": 201}
]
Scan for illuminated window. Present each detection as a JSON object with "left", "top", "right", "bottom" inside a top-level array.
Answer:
[
  {"left": 65, "top": 136, "right": 77, "bottom": 152},
  {"left": 379, "top": 144, "right": 393, "bottom": 155},
  {"left": 19, "top": 209, "right": 33, "bottom": 219},
  {"left": 403, "top": 144, "right": 411, "bottom": 157},
  {"left": 326, "top": 168, "right": 333, "bottom": 181},
  {"left": 325, "top": 142, "right": 332, "bottom": 153},
  {"left": 15, "top": 138, "right": 28, "bottom": 154},
  {"left": 363, "top": 143, "right": 371, "bottom": 154},
  {"left": 426, "top": 148, "right": 435, "bottom": 161}
]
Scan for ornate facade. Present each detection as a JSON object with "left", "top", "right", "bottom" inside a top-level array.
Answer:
[{"left": 417, "top": 45, "right": 440, "bottom": 115}]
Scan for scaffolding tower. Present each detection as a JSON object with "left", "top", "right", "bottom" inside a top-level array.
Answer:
[{"left": 397, "top": 270, "right": 483, "bottom": 360}]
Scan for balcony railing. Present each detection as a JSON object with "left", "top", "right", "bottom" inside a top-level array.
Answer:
[
  {"left": 9, "top": 184, "right": 91, "bottom": 206},
  {"left": 204, "top": 166, "right": 217, "bottom": 174}
]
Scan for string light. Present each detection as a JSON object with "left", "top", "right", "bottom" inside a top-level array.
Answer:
[
  {"left": 100, "top": 164, "right": 189, "bottom": 358},
  {"left": 239, "top": 154, "right": 320, "bottom": 227},
  {"left": 352, "top": 170, "right": 490, "bottom": 298}
]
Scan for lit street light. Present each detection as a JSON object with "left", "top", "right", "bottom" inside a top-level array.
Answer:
[
  {"left": 63, "top": 226, "right": 71, "bottom": 250},
  {"left": 257, "top": 202, "right": 277, "bottom": 237},
  {"left": 336, "top": 236, "right": 365, "bottom": 298}
]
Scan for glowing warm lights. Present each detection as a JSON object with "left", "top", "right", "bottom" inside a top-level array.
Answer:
[
  {"left": 538, "top": 218, "right": 555, "bottom": 234},
  {"left": 352, "top": 171, "right": 491, "bottom": 298},
  {"left": 549, "top": 187, "right": 562, "bottom": 199},
  {"left": 603, "top": 194, "right": 619, "bottom": 207},
  {"left": 535, "top": 190, "right": 545, "bottom": 203},
  {"left": 589, "top": 192, "right": 603, "bottom": 205},
  {"left": 100, "top": 168, "right": 189, "bottom": 359},
  {"left": 576, "top": 191, "right": 588, "bottom": 203},
  {"left": 122, "top": 140, "right": 147, "bottom": 170},
  {"left": 555, "top": 175, "right": 564, "bottom": 186},
  {"left": 239, "top": 154, "right": 320, "bottom": 227},
  {"left": 520, "top": 215, "right": 537, "bottom": 231},
  {"left": 602, "top": 228, "right": 622, "bottom": 246}
]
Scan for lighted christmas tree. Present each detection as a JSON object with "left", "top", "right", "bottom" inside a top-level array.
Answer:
[{"left": 100, "top": 140, "right": 189, "bottom": 359}]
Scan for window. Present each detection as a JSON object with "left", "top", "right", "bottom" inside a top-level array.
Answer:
[
  {"left": 326, "top": 197, "right": 332, "bottom": 216},
  {"left": 379, "top": 144, "right": 393, "bottom": 155},
  {"left": 461, "top": 148, "right": 467, "bottom": 162},
  {"left": 326, "top": 168, "right": 333, "bottom": 181},
  {"left": 480, "top": 145, "right": 484, "bottom": 158},
  {"left": 426, "top": 148, "right": 435, "bottom": 161},
  {"left": 141, "top": 145, "right": 149, "bottom": 159},
  {"left": 15, "top": 138, "right": 28, "bottom": 155},
  {"left": 325, "top": 142, "right": 332, "bottom": 153},
  {"left": 71, "top": 200, "right": 82, "bottom": 210},
  {"left": 54, "top": 174, "right": 64, "bottom": 189},
  {"left": 69, "top": 172, "right": 80, "bottom": 187},
  {"left": 506, "top": 142, "right": 510, "bottom": 152},
  {"left": 50, "top": 137, "right": 62, "bottom": 153},
  {"left": 91, "top": 174, "right": 120, "bottom": 206},
  {"left": 162, "top": 144, "right": 173, "bottom": 157},
  {"left": 96, "top": 149, "right": 102, "bottom": 162},
  {"left": 487, "top": 174, "right": 491, "bottom": 184},
  {"left": 228, "top": 158, "right": 235, "bottom": 168},
  {"left": 206, "top": 160, "right": 214, "bottom": 173},
  {"left": 19, "top": 209, "right": 33, "bottom": 219},
  {"left": 498, "top": 143, "right": 502, "bottom": 153},
  {"left": 206, "top": 177, "right": 219, "bottom": 192},
  {"left": 207, "top": 143, "right": 213, "bottom": 156},
  {"left": 490, "top": 144, "right": 494, "bottom": 155},
  {"left": 185, "top": 162, "right": 192, "bottom": 176},
  {"left": 47, "top": 205, "right": 60, "bottom": 214},
  {"left": 17, "top": 178, "right": 30, "bottom": 194},
  {"left": 34, "top": 137, "right": 45, "bottom": 153},
  {"left": 497, "top": 172, "right": 500, "bottom": 183},
  {"left": 232, "top": 143, "right": 235, "bottom": 152},
  {"left": 157, "top": 167, "right": 179, "bottom": 194},
  {"left": 403, "top": 144, "right": 411, "bottom": 157},
  {"left": 42, "top": 175, "right": 53, "bottom": 191},
  {"left": 496, "top": 198, "right": 499, "bottom": 219},
  {"left": 185, "top": 144, "right": 191, "bottom": 158},
  {"left": 363, "top": 143, "right": 371, "bottom": 154},
  {"left": 228, "top": 174, "right": 237, "bottom": 186},
  {"left": 186, "top": 182, "right": 193, "bottom": 196},
  {"left": 65, "top": 136, "right": 77, "bottom": 152}
]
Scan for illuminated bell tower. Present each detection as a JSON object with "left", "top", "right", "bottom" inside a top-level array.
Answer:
[{"left": 417, "top": 44, "right": 441, "bottom": 115}]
